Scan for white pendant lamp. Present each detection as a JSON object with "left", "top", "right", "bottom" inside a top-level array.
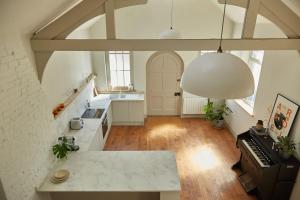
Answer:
[
  {"left": 160, "top": 0, "right": 181, "bottom": 39},
  {"left": 160, "top": 28, "right": 181, "bottom": 39},
  {"left": 180, "top": 0, "right": 254, "bottom": 99}
]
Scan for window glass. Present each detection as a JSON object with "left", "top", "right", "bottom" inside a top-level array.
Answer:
[
  {"left": 242, "top": 51, "right": 264, "bottom": 107},
  {"left": 123, "top": 54, "right": 130, "bottom": 70},
  {"left": 115, "top": 54, "right": 123, "bottom": 71},
  {"left": 124, "top": 71, "right": 131, "bottom": 86},
  {"left": 107, "top": 51, "right": 132, "bottom": 89},
  {"left": 109, "top": 54, "right": 117, "bottom": 70}
]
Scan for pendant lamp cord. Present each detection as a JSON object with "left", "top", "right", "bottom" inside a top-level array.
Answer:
[
  {"left": 218, "top": 0, "right": 227, "bottom": 53},
  {"left": 170, "top": 0, "right": 174, "bottom": 29}
]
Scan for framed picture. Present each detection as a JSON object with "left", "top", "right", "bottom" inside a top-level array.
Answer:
[{"left": 268, "top": 94, "right": 299, "bottom": 141}]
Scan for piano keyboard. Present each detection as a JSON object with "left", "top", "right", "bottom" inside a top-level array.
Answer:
[{"left": 242, "top": 139, "right": 271, "bottom": 168}]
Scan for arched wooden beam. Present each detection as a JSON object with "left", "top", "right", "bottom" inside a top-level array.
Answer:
[
  {"left": 218, "top": 0, "right": 300, "bottom": 38},
  {"left": 242, "top": 0, "right": 260, "bottom": 38},
  {"left": 33, "top": 0, "right": 107, "bottom": 40},
  {"left": 33, "top": 0, "right": 147, "bottom": 82}
]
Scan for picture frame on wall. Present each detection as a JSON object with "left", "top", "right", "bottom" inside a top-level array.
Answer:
[{"left": 268, "top": 94, "right": 299, "bottom": 141}]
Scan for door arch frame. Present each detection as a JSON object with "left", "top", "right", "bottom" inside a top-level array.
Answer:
[{"left": 146, "top": 51, "right": 184, "bottom": 116}]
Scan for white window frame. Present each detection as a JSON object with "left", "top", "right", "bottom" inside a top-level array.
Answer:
[
  {"left": 242, "top": 51, "right": 264, "bottom": 108},
  {"left": 231, "top": 50, "right": 264, "bottom": 116},
  {"left": 105, "top": 51, "right": 134, "bottom": 91}
]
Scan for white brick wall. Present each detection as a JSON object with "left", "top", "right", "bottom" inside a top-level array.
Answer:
[{"left": 0, "top": 38, "right": 58, "bottom": 200}]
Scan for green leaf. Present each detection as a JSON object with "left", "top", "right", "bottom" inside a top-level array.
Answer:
[{"left": 52, "top": 139, "right": 69, "bottom": 159}]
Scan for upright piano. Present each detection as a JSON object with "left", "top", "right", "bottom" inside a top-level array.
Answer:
[{"left": 234, "top": 128, "right": 299, "bottom": 200}]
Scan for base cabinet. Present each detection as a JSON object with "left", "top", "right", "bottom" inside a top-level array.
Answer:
[
  {"left": 112, "top": 101, "right": 144, "bottom": 125},
  {"left": 107, "top": 104, "right": 113, "bottom": 128},
  {"left": 112, "top": 101, "right": 129, "bottom": 123},
  {"left": 88, "top": 127, "right": 103, "bottom": 151},
  {"left": 88, "top": 104, "right": 112, "bottom": 151}
]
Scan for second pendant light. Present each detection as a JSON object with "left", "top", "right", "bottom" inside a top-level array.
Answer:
[{"left": 160, "top": 0, "right": 181, "bottom": 39}]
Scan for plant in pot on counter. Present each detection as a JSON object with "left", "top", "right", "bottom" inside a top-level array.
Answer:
[
  {"left": 52, "top": 137, "right": 69, "bottom": 160},
  {"left": 203, "top": 99, "right": 231, "bottom": 129},
  {"left": 276, "top": 136, "right": 296, "bottom": 159}
]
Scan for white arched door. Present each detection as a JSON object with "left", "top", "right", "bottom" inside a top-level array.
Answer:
[{"left": 147, "top": 52, "right": 183, "bottom": 116}]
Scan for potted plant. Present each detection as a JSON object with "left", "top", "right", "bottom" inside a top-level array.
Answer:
[
  {"left": 203, "top": 99, "right": 231, "bottom": 129},
  {"left": 203, "top": 100, "right": 215, "bottom": 121},
  {"left": 52, "top": 137, "right": 69, "bottom": 160},
  {"left": 276, "top": 136, "right": 296, "bottom": 159},
  {"left": 211, "top": 104, "right": 231, "bottom": 129}
]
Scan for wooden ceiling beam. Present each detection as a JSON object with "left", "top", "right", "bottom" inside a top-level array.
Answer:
[
  {"left": 33, "top": 0, "right": 147, "bottom": 40},
  {"left": 31, "top": 39, "right": 300, "bottom": 51},
  {"left": 218, "top": 0, "right": 300, "bottom": 38},
  {"left": 218, "top": 0, "right": 248, "bottom": 8},
  {"left": 33, "top": 0, "right": 107, "bottom": 39},
  {"left": 259, "top": 0, "right": 300, "bottom": 35},
  {"left": 32, "top": 0, "right": 148, "bottom": 82},
  {"left": 242, "top": 0, "right": 260, "bottom": 38},
  {"left": 105, "top": 0, "right": 116, "bottom": 39}
]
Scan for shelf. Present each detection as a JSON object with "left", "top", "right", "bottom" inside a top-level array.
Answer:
[{"left": 53, "top": 74, "right": 96, "bottom": 119}]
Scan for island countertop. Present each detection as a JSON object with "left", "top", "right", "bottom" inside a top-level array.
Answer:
[{"left": 38, "top": 151, "right": 180, "bottom": 192}]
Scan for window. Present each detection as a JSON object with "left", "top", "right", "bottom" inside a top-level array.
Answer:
[
  {"left": 230, "top": 50, "right": 264, "bottom": 115},
  {"left": 106, "top": 51, "right": 133, "bottom": 90},
  {"left": 243, "top": 51, "right": 264, "bottom": 107}
]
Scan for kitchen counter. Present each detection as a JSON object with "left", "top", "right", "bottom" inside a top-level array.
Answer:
[
  {"left": 38, "top": 151, "right": 180, "bottom": 192},
  {"left": 64, "top": 119, "right": 101, "bottom": 152},
  {"left": 41, "top": 94, "right": 180, "bottom": 200},
  {"left": 109, "top": 93, "right": 144, "bottom": 101},
  {"left": 64, "top": 95, "right": 112, "bottom": 152}
]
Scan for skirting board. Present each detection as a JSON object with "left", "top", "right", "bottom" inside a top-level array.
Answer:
[
  {"left": 224, "top": 120, "right": 239, "bottom": 139},
  {"left": 112, "top": 122, "right": 144, "bottom": 126},
  {"left": 180, "top": 114, "right": 204, "bottom": 118}
]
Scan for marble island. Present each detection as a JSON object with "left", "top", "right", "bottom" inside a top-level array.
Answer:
[{"left": 38, "top": 151, "right": 180, "bottom": 200}]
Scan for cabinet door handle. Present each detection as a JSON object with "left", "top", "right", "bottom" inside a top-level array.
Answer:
[{"left": 174, "top": 92, "right": 181, "bottom": 96}]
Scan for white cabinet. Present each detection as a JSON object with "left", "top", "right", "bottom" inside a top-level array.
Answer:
[
  {"left": 89, "top": 126, "right": 103, "bottom": 151},
  {"left": 112, "top": 101, "right": 144, "bottom": 125},
  {"left": 103, "top": 104, "right": 112, "bottom": 147},
  {"left": 129, "top": 101, "right": 144, "bottom": 122},
  {"left": 89, "top": 104, "right": 112, "bottom": 151},
  {"left": 107, "top": 104, "right": 112, "bottom": 129},
  {"left": 112, "top": 101, "right": 129, "bottom": 122},
  {"left": 107, "top": 104, "right": 112, "bottom": 128}
]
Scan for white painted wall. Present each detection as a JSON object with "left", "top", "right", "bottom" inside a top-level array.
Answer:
[
  {"left": 0, "top": 1, "right": 93, "bottom": 200},
  {"left": 88, "top": 0, "right": 234, "bottom": 115},
  {"left": 42, "top": 29, "right": 93, "bottom": 109},
  {"left": 225, "top": 23, "right": 300, "bottom": 200}
]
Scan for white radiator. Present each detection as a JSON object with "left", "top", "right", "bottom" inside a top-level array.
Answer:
[{"left": 182, "top": 97, "right": 208, "bottom": 114}]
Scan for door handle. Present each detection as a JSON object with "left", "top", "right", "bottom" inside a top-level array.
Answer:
[{"left": 174, "top": 92, "right": 181, "bottom": 96}]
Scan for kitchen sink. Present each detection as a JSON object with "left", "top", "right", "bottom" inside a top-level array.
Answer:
[
  {"left": 81, "top": 108, "right": 105, "bottom": 119},
  {"left": 119, "top": 94, "right": 126, "bottom": 98}
]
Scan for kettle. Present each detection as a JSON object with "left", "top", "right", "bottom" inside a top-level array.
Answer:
[{"left": 70, "top": 118, "right": 84, "bottom": 130}]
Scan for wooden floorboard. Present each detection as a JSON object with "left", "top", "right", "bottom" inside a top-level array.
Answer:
[{"left": 104, "top": 117, "right": 256, "bottom": 200}]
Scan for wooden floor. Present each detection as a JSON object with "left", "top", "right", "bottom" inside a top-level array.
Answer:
[{"left": 104, "top": 117, "right": 256, "bottom": 200}]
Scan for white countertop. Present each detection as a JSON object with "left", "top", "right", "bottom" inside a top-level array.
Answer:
[
  {"left": 38, "top": 151, "right": 180, "bottom": 192},
  {"left": 110, "top": 94, "right": 144, "bottom": 101},
  {"left": 64, "top": 96, "right": 111, "bottom": 152},
  {"left": 65, "top": 119, "right": 101, "bottom": 152}
]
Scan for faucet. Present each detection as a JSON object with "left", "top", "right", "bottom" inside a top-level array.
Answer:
[
  {"left": 85, "top": 100, "right": 90, "bottom": 109},
  {"left": 129, "top": 83, "right": 134, "bottom": 91}
]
